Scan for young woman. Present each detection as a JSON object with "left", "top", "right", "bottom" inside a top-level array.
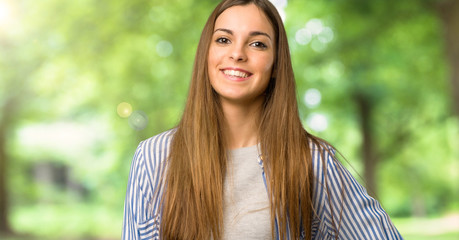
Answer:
[{"left": 122, "top": 0, "right": 403, "bottom": 239}]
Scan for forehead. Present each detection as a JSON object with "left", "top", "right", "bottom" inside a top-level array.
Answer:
[{"left": 214, "top": 4, "right": 275, "bottom": 37}]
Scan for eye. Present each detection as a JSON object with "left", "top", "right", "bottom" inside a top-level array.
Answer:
[
  {"left": 250, "top": 41, "right": 267, "bottom": 49},
  {"left": 216, "top": 37, "right": 231, "bottom": 44}
]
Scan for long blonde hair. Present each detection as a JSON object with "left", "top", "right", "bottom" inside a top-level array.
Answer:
[{"left": 160, "top": 0, "right": 337, "bottom": 239}]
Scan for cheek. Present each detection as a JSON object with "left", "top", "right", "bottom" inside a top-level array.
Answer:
[
  {"left": 261, "top": 58, "right": 274, "bottom": 77},
  {"left": 207, "top": 48, "right": 218, "bottom": 87},
  {"left": 207, "top": 52, "right": 213, "bottom": 69},
  {"left": 207, "top": 46, "right": 221, "bottom": 66},
  {"left": 207, "top": 51, "right": 216, "bottom": 76}
]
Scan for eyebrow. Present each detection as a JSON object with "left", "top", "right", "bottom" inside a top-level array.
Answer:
[{"left": 214, "top": 28, "right": 272, "bottom": 40}]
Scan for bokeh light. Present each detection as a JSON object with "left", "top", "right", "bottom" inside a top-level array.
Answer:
[
  {"left": 295, "top": 28, "right": 312, "bottom": 45},
  {"left": 117, "top": 102, "right": 132, "bottom": 118},
  {"left": 128, "top": 110, "right": 148, "bottom": 131},
  {"left": 156, "top": 40, "right": 173, "bottom": 57},
  {"left": 306, "top": 18, "right": 323, "bottom": 35},
  {"left": 303, "top": 88, "right": 322, "bottom": 108},
  {"left": 295, "top": 18, "right": 334, "bottom": 50},
  {"left": 318, "top": 26, "right": 334, "bottom": 43},
  {"left": 306, "top": 113, "right": 328, "bottom": 132}
]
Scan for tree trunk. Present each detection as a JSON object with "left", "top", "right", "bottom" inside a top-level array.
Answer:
[
  {"left": 0, "top": 35, "right": 41, "bottom": 234},
  {"left": 355, "top": 94, "right": 378, "bottom": 197},
  {"left": 437, "top": 0, "right": 459, "bottom": 117},
  {"left": 0, "top": 99, "right": 13, "bottom": 234},
  {"left": 0, "top": 128, "right": 12, "bottom": 234}
]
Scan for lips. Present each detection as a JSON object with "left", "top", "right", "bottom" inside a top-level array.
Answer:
[{"left": 221, "top": 68, "right": 252, "bottom": 80}]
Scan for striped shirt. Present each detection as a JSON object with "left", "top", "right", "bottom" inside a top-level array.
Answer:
[{"left": 122, "top": 129, "right": 403, "bottom": 239}]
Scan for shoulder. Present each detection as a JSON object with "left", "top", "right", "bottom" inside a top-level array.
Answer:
[
  {"left": 132, "top": 129, "right": 176, "bottom": 176},
  {"left": 307, "top": 137, "right": 348, "bottom": 193},
  {"left": 123, "top": 130, "right": 175, "bottom": 239},
  {"left": 308, "top": 137, "right": 337, "bottom": 170},
  {"left": 137, "top": 129, "right": 176, "bottom": 156}
]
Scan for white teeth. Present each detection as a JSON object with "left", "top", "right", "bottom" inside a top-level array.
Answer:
[{"left": 223, "top": 69, "right": 249, "bottom": 78}]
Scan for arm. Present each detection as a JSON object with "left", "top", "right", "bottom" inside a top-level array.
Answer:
[
  {"left": 122, "top": 141, "right": 160, "bottom": 240},
  {"left": 122, "top": 142, "right": 146, "bottom": 240},
  {"left": 311, "top": 145, "right": 403, "bottom": 239},
  {"left": 122, "top": 130, "right": 174, "bottom": 240}
]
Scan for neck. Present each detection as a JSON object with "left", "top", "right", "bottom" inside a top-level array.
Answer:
[{"left": 221, "top": 98, "right": 264, "bottom": 150}]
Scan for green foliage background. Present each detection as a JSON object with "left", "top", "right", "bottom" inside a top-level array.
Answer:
[{"left": 0, "top": 0, "right": 457, "bottom": 239}]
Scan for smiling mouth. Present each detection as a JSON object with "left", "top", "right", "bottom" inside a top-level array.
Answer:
[{"left": 222, "top": 69, "right": 252, "bottom": 78}]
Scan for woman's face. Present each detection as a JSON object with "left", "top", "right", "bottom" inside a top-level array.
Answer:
[{"left": 207, "top": 4, "right": 275, "bottom": 105}]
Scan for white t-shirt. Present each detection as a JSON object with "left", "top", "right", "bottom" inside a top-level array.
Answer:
[{"left": 223, "top": 144, "right": 272, "bottom": 240}]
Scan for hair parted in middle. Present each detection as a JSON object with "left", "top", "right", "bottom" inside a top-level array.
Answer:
[{"left": 160, "top": 0, "right": 342, "bottom": 239}]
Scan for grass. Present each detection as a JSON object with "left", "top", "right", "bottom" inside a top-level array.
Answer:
[
  {"left": 394, "top": 213, "right": 459, "bottom": 240},
  {"left": 8, "top": 203, "right": 121, "bottom": 240},
  {"left": 3, "top": 205, "right": 459, "bottom": 239}
]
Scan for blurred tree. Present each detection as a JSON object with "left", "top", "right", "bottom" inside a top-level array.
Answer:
[
  {"left": 0, "top": 18, "right": 47, "bottom": 234},
  {"left": 287, "top": 0, "right": 455, "bottom": 216},
  {"left": 0, "top": 0, "right": 457, "bottom": 237},
  {"left": 436, "top": 0, "right": 459, "bottom": 116},
  {"left": 0, "top": 89, "right": 15, "bottom": 234},
  {"left": 1, "top": 0, "right": 216, "bottom": 236}
]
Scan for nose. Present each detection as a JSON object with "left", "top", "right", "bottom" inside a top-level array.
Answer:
[{"left": 229, "top": 44, "right": 247, "bottom": 62}]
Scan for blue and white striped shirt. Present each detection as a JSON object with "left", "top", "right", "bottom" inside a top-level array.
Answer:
[{"left": 122, "top": 129, "right": 403, "bottom": 239}]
